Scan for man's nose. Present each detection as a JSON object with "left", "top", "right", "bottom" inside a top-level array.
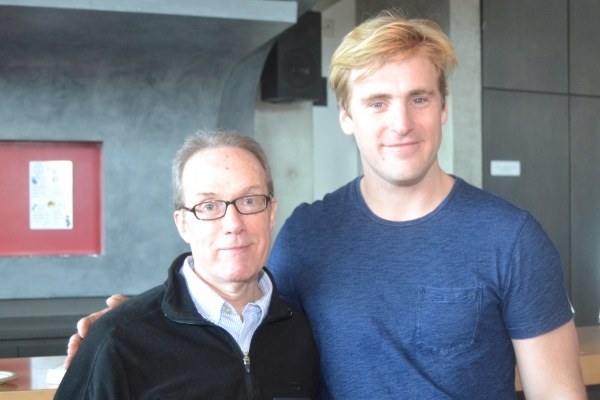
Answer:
[
  {"left": 388, "top": 104, "right": 413, "bottom": 135},
  {"left": 220, "top": 202, "right": 245, "bottom": 233}
]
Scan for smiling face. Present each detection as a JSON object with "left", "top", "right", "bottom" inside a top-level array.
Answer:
[
  {"left": 340, "top": 52, "right": 448, "bottom": 189},
  {"left": 173, "top": 146, "right": 277, "bottom": 291}
]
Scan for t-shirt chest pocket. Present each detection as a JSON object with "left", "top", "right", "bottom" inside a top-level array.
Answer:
[{"left": 415, "top": 286, "right": 482, "bottom": 356}]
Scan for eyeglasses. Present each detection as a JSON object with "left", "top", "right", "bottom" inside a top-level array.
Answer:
[{"left": 183, "top": 195, "right": 272, "bottom": 221}]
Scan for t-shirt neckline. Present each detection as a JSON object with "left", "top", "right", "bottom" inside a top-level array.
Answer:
[{"left": 352, "top": 175, "right": 463, "bottom": 226}]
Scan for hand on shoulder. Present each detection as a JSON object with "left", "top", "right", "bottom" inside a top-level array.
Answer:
[{"left": 64, "top": 294, "right": 129, "bottom": 369}]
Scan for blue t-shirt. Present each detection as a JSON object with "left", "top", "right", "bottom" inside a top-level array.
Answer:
[{"left": 268, "top": 177, "right": 572, "bottom": 399}]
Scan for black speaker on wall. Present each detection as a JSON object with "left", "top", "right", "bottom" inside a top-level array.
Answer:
[{"left": 261, "top": 11, "right": 327, "bottom": 105}]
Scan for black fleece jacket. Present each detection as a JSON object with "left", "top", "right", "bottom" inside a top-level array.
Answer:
[{"left": 55, "top": 252, "right": 320, "bottom": 400}]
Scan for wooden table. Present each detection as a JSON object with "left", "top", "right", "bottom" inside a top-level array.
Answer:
[
  {"left": 0, "top": 356, "right": 65, "bottom": 400},
  {"left": 516, "top": 325, "right": 600, "bottom": 391},
  {"left": 573, "top": 326, "right": 600, "bottom": 386}
]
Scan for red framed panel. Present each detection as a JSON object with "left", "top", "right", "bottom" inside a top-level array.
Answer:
[{"left": 0, "top": 141, "right": 102, "bottom": 256}]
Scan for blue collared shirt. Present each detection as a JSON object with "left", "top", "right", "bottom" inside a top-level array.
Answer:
[{"left": 180, "top": 256, "right": 272, "bottom": 353}]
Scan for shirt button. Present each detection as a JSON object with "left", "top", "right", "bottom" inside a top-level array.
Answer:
[{"left": 224, "top": 307, "right": 232, "bottom": 314}]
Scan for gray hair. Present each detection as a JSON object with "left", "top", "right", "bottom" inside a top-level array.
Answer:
[{"left": 172, "top": 131, "right": 274, "bottom": 210}]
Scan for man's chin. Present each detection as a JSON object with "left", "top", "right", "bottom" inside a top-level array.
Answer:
[{"left": 222, "top": 266, "right": 262, "bottom": 284}]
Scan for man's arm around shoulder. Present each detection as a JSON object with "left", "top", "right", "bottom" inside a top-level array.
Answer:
[
  {"left": 513, "top": 319, "right": 586, "bottom": 399},
  {"left": 65, "top": 294, "right": 128, "bottom": 368}
]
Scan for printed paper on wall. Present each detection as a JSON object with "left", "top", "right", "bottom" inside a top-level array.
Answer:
[{"left": 29, "top": 160, "right": 73, "bottom": 230}]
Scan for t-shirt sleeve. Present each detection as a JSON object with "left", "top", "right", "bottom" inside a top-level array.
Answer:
[
  {"left": 268, "top": 215, "right": 303, "bottom": 311},
  {"left": 502, "top": 214, "right": 573, "bottom": 339}
]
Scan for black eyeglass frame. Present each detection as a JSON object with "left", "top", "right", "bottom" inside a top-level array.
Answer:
[{"left": 182, "top": 195, "right": 272, "bottom": 221}]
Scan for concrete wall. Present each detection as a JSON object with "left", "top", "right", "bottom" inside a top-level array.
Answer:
[
  {"left": 255, "top": 99, "right": 315, "bottom": 237},
  {"left": 0, "top": 5, "right": 295, "bottom": 298},
  {"left": 313, "top": 0, "right": 360, "bottom": 200},
  {"left": 449, "top": 0, "right": 482, "bottom": 187},
  {"left": 255, "top": 0, "right": 360, "bottom": 241}
]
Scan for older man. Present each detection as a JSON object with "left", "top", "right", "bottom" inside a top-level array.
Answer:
[{"left": 55, "top": 131, "right": 319, "bottom": 399}]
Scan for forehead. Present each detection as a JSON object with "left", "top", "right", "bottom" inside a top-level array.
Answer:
[
  {"left": 182, "top": 147, "right": 267, "bottom": 197},
  {"left": 348, "top": 54, "right": 440, "bottom": 97}
]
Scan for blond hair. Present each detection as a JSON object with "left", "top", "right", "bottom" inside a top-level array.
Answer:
[{"left": 329, "top": 11, "right": 457, "bottom": 113}]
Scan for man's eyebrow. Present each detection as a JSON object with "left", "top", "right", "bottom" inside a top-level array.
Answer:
[
  {"left": 360, "top": 93, "right": 392, "bottom": 104},
  {"left": 193, "top": 186, "right": 263, "bottom": 199},
  {"left": 360, "top": 89, "right": 437, "bottom": 104},
  {"left": 194, "top": 192, "right": 216, "bottom": 198},
  {"left": 408, "top": 89, "right": 436, "bottom": 97}
]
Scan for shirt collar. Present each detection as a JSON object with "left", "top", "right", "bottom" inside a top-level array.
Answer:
[{"left": 180, "top": 256, "right": 272, "bottom": 324}]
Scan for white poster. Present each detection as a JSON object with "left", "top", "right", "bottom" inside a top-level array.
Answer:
[{"left": 29, "top": 161, "right": 73, "bottom": 230}]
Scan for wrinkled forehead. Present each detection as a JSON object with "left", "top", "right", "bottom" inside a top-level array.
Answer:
[{"left": 182, "top": 147, "right": 268, "bottom": 196}]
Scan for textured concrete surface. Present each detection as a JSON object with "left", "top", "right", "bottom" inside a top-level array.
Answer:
[{"left": 0, "top": 4, "right": 300, "bottom": 298}]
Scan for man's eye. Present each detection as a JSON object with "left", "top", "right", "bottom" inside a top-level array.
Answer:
[
  {"left": 414, "top": 98, "right": 426, "bottom": 104},
  {"left": 371, "top": 102, "right": 383, "bottom": 108},
  {"left": 201, "top": 203, "right": 216, "bottom": 211},
  {"left": 244, "top": 198, "right": 256, "bottom": 205}
]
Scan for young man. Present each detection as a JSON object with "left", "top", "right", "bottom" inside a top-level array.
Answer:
[
  {"left": 56, "top": 131, "right": 319, "bottom": 399},
  {"left": 266, "top": 12, "right": 584, "bottom": 399},
  {"left": 69, "top": 12, "right": 585, "bottom": 399}
]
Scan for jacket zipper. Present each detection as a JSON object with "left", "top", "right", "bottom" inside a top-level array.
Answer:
[
  {"left": 243, "top": 352, "right": 251, "bottom": 373},
  {"left": 243, "top": 352, "right": 254, "bottom": 399},
  {"left": 168, "top": 308, "right": 293, "bottom": 399},
  {"left": 241, "top": 312, "right": 292, "bottom": 399}
]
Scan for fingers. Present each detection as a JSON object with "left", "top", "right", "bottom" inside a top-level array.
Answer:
[
  {"left": 76, "top": 295, "right": 127, "bottom": 339},
  {"left": 64, "top": 333, "right": 82, "bottom": 369},
  {"left": 106, "top": 294, "right": 128, "bottom": 309},
  {"left": 76, "top": 308, "right": 109, "bottom": 338}
]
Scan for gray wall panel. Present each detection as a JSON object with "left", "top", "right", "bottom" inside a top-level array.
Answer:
[
  {"left": 571, "top": 96, "right": 600, "bottom": 326},
  {"left": 483, "top": 89, "right": 570, "bottom": 289},
  {"left": 356, "top": 0, "right": 449, "bottom": 33},
  {"left": 0, "top": 344, "right": 18, "bottom": 358},
  {"left": 569, "top": 0, "right": 600, "bottom": 96},
  {"left": 482, "top": 0, "right": 568, "bottom": 93}
]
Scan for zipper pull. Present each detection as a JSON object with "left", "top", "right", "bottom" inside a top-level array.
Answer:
[{"left": 243, "top": 352, "right": 251, "bottom": 373}]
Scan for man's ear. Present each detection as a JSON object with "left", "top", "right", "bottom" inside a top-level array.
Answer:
[
  {"left": 174, "top": 210, "right": 191, "bottom": 244},
  {"left": 339, "top": 105, "right": 354, "bottom": 136},
  {"left": 441, "top": 99, "right": 448, "bottom": 126},
  {"left": 269, "top": 197, "right": 278, "bottom": 231}
]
